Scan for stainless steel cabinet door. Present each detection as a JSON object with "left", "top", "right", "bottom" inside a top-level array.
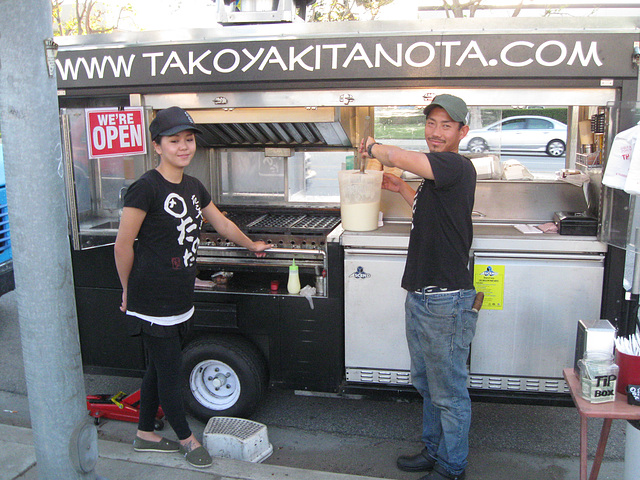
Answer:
[
  {"left": 344, "top": 249, "right": 410, "bottom": 371},
  {"left": 470, "top": 252, "right": 604, "bottom": 379}
]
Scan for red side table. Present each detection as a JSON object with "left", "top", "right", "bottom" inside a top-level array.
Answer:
[{"left": 563, "top": 368, "right": 640, "bottom": 480}]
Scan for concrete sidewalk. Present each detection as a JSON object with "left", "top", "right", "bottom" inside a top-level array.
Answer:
[
  {"left": 2, "top": 423, "right": 391, "bottom": 480},
  {"left": 1, "top": 419, "right": 627, "bottom": 480}
]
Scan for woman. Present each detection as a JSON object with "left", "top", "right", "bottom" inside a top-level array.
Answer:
[{"left": 114, "top": 106, "right": 270, "bottom": 468}]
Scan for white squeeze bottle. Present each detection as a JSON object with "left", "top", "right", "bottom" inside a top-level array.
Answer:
[{"left": 287, "top": 259, "right": 301, "bottom": 294}]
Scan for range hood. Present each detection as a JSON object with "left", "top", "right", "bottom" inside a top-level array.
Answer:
[{"left": 187, "top": 106, "right": 356, "bottom": 148}]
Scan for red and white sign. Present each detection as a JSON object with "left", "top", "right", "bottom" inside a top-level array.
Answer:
[{"left": 86, "top": 107, "right": 147, "bottom": 158}]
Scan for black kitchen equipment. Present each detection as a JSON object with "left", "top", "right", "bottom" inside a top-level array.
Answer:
[
  {"left": 553, "top": 211, "right": 598, "bottom": 236},
  {"left": 198, "top": 208, "right": 339, "bottom": 290},
  {"left": 204, "top": 208, "right": 341, "bottom": 246}
]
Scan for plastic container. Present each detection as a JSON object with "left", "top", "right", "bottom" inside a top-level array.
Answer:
[
  {"left": 338, "top": 169, "right": 383, "bottom": 232},
  {"left": 203, "top": 416, "right": 273, "bottom": 463},
  {"left": 287, "top": 259, "right": 300, "bottom": 294},
  {"left": 616, "top": 350, "right": 640, "bottom": 394},
  {"left": 578, "top": 352, "right": 618, "bottom": 403}
]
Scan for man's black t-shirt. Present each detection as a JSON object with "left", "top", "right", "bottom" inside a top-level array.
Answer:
[
  {"left": 401, "top": 151, "right": 476, "bottom": 292},
  {"left": 124, "top": 169, "right": 212, "bottom": 317}
]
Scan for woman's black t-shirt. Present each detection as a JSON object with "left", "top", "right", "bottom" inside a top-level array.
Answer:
[
  {"left": 124, "top": 169, "right": 212, "bottom": 317},
  {"left": 401, "top": 151, "right": 476, "bottom": 292}
]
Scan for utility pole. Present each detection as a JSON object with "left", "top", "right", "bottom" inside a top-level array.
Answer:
[{"left": 0, "top": 1, "right": 99, "bottom": 478}]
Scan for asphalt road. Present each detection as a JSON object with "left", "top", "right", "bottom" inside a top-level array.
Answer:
[{"left": 0, "top": 289, "right": 628, "bottom": 479}]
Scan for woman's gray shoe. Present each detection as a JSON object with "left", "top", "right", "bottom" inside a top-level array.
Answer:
[
  {"left": 396, "top": 448, "right": 437, "bottom": 472},
  {"left": 184, "top": 445, "right": 213, "bottom": 468},
  {"left": 133, "top": 436, "right": 181, "bottom": 452}
]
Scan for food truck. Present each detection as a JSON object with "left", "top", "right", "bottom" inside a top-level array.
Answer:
[{"left": 54, "top": 14, "right": 640, "bottom": 420}]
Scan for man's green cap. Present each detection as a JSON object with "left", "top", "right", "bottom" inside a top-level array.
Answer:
[{"left": 423, "top": 94, "right": 469, "bottom": 125}]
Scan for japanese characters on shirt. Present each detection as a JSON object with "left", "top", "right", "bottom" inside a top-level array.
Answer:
[{"left": 164, "top": 192, "right": 204, "bottom": 268}]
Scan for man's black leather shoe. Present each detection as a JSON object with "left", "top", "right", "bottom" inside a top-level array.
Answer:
[
  {"left": 418, "top": 462, "right": 466, "bottom": 480},
  {"left": 396, "top": 448, "right": 437, "bottom": 472}
]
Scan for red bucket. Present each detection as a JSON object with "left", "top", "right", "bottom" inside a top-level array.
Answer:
[{"left": 616, "top": 350, "right": 640, "bottom": 394}]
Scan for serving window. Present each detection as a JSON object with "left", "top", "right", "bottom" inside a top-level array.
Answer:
[{"left": 374, "top": 105, "right": 572, "bottom": 178}]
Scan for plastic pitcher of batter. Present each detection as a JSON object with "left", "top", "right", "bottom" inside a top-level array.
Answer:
[{"left": 338, "top": 170, "right": 383, "bottom": 231}]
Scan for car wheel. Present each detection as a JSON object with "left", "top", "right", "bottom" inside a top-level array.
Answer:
[
  {"left": 467, "top": 137, "right": 488, "bottom": 153},
  {"left": 182, "top": 335, "right": 268, "bottom": 421},
  {"left": 546, "top": 139, "right": 565, "bottom": 157}
]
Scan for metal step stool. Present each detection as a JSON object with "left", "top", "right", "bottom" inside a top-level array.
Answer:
[{"left": 203, "top": 416, "right": 273, "bottom": 463}]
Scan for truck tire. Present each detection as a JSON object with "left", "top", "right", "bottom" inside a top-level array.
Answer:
[{"left": 182, "top": 335, "right": 268, "bottom": 421}]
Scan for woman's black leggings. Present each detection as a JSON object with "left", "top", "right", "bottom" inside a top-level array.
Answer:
[{"left": 138, "top": 332, "right": 191, "bottom": 440}]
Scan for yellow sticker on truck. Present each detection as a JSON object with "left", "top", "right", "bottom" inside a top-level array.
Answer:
[{"left": 473, "top": 264, "right": 505, "bottom": 310}]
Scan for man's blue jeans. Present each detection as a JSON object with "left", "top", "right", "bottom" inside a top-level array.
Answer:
[{"left": 405, "top": 288, "right": 478, "bottom": 476}]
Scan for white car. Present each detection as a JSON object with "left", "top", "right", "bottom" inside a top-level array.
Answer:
[{"left": 459, "top": 115, "right": 567, "bottom": 157}]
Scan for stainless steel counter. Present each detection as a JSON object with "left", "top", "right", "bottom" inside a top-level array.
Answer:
[{"left": 341, "top": 221, "right": 607, "bottom": 254}]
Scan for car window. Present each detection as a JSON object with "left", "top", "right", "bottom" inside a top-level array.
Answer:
[
  {"left": 527, "top": 118, "right": 554, "bottom": 130},
  {"left": 501, "top": 119, "right": 526, "bottom": 130}
]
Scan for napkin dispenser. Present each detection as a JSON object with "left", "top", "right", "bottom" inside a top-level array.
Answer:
[{"left": 574, "top": 319, "right": 616, "bottom": 372}]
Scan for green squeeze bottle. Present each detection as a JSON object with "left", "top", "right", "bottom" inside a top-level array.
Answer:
[{"left": 287, "top": 258, "right": 301, "bottom": 294}]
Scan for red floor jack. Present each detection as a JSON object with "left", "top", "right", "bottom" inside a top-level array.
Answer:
[{"left": 86, "top": 390, "right": 165, "bottom": 430}]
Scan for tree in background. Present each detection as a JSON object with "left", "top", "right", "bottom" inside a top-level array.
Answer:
[
  {"left": 51, "top": 0, "right": 134, "bottom": 35},
  {"left": 309, "top": 0, "right": 394, "bottom": 21},
  {"left": 421, "top": 0, "right": 524, "bottom": 18},
  {"left": 419, "top": 0, "right": 625, "bottom": 18},
  {"left": 306, "top": 0, "right": 525, "bottom": 20},
  {"left": 442, "top": 0, "right": 524, "bottom": 18}
]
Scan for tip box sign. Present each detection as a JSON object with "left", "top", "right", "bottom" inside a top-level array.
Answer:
[{"left": 86, "top": 107, "right": 147, "bottom": 158}]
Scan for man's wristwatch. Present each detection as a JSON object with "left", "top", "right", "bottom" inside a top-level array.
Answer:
[{"left": 367, "top": 142, "right": 382, "bottom": 158}]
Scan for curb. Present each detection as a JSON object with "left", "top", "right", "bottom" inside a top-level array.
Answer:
[{"left": 0, "top": 424, "right": 387, "bottom": 480}]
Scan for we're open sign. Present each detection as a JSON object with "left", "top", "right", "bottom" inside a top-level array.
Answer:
[{"left": 86, "top": 107, "right": 147, "bottom": 158}]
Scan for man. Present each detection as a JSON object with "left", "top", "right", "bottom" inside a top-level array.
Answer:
[{"left": 361, "top": 94, "right": 478, "bottom": 480}]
